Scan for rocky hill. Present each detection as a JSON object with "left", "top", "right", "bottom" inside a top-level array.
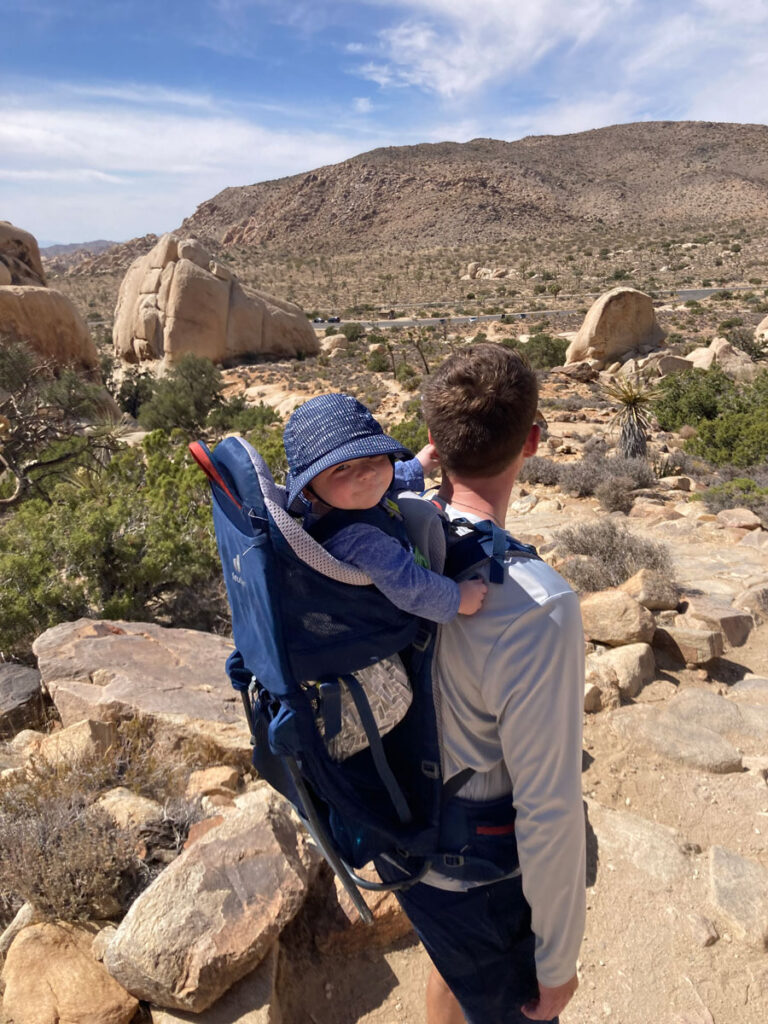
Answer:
[{"left": 177, "top": 121, "right": 768, "bottom": 253}]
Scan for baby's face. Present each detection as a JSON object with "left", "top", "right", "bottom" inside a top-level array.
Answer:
[{"left": 309, "top": 455, "right": 393, "bottom": 510}]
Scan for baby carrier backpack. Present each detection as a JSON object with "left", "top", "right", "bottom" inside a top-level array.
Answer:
[{"left": 190, "top": 434, "right": 540, "bottom": 921}]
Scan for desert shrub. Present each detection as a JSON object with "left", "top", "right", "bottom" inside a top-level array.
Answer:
[
  {"left": 116, "top": 367, "right": 157, "bottom": 418},
  {"left": 556, "top": 519, "right": 672, "bottom": 592},
  {"left": 653, "top": 367, "right": 734, "bottom": 431},
  {"left": 395, "top": 362, "right": 421, "bottom": 391},
  {"left": 138, "top": 354, "right": 223, "bottom": 433},
  {"left": 557, "top": 459, "right": 602, "bottom": 497},
  {"left": 725, "top": 326, "right": 768, "bottom": 361},
  {"left": 0, "top": 796, "right": 138, "bottom": 923},
  {"left": 701, "top": 478, "right": 768, "bottom": 524},
  {"left": 502, "top": 333, "right": 568, "bottom": 369},
  {"left": 206, "top": 397, "right": 280, "bottom": 434},
  {"left": 367, "top": 348, "right": 389, "bottom": 372},
  {"left": 0, "top": 431, "right": 222, "bottom": 661},
  {"left": 519, "top": 456, "right": 560, "bottom": 486},
  {"left": 556, "top": 455, "right": 655, "bottom": 498},
  {"left": 339, "top": 322, "right": 365, "bottom": 343},
  {"left": 595, "top": 476, "right": 635, "bottom": 514},
  {"left": 689, "top": 407, "right": 768, "bottom": 467},
  {"left": 389, "top": 416, "right": 428, "bottom": 455},
  {"left": 545, "top": 394, "right": 591, "bottom": 413}
]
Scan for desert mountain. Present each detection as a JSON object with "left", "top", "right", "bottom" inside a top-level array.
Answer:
[{"left": 178, "top": 121, "right": 768, "bottom": 254}]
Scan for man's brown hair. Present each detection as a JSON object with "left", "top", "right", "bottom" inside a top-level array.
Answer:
[{"left": 421, "top": 344, "right": 539, "bottom": 478}]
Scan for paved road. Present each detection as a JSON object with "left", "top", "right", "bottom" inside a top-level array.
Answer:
[{"left": 334, "top": 284, "right": 760, "bottom": 331}]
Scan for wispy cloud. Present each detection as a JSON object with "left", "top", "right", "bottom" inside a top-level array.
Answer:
[{"left": 353, "top": 96, "right": 374, "bottom": 114}]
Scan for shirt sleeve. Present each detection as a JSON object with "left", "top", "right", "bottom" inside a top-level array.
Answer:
[
  {"left": 325, "top": 523, "right": 460, "bottom": 623},
  {"left": 392, "top": 457, "right": 425, "bottom": 495},
  {"left": 483, "top": 589, "right": 586, "bottom": 987}
]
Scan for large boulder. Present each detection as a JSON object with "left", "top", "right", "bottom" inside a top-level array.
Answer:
[
  {"left": 32, "top": 618, "right": 248, "bottom": 762},
  {"left": 104, "top": 788, "right": 317, "bottom": 1012},
  {"left": 565, "top": 287, "right": 665, "bottom": 369},
  {"left": 0, "top": 221, "right": 46, "bottom": 286},
  {"left": 113, "top": 233, "right": 319, "bottom": 367},
  {"left": 755, "top": 314, "right": 768, "bottom": 343},
  {"left": 0, "top": 222, "right": 99, "bottom": 374},
  {"left": 1, "top": 922, "right": 139, "bottom": 1024},
  {"left": 0, "top": 286, "right": 99, "bottom": 374},
  {"left": 0, "top": 664, "right": 47, "bottom": 736}
]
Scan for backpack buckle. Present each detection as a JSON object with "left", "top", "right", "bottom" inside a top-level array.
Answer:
[
  {"left": 421, "top": 760, "right": 440, "bottom": 779},
  {"left": 443, "top": 854, "right": 465, "bottom": 868}
]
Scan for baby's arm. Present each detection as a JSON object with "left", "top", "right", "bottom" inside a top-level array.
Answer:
[{"left": 326, "top": 524, "right": 485, "bottom": 622}]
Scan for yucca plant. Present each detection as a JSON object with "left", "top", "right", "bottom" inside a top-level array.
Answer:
[{"left": 601, "top": 374, "right": 658, "bottom": 460}]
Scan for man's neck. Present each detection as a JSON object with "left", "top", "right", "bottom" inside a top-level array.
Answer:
[{"left": 437, "top": 464, "right": 520, "bottom": 529}]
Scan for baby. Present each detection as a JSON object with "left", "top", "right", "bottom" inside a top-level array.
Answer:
[{"left": 283, "top": 392, "right": 487, "bottom": 622}]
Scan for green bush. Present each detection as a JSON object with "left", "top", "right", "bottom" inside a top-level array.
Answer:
[
  {"left": 339, "top": 322, "right": 366, "bottom": 343},
  {"left": 503, "top": 333, "right": 568, "bottom": 370},
  {"left": 206, "top": 398, "right": 280, "bottom": 434},
  {"left": 116, "top": 367, "right": 157, "bottom": 418},
  {"left": 556, "top": 520, "right": 672, "bottom": 592},
  {"left": 701, "top": 478, "right": 768, "bottom": 523},
  {"left": 653, "top": 367, "right": 735, "bottom": 431},
  {"left": 0, "top": 432, "right": 222, "bottom": 661},
  {"left": 389, "top": 416, "right": 428, "bottom": 455},
  {"left": 689, "top": 407, "right": 768, "bottom": 467},
  {"left": 138, "top": 355, "right": 223, "bottom": 433},
  {"left": 367, "top": 348, "right": 390, "bottom": 373}
]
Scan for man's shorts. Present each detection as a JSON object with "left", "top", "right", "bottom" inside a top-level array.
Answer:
[{"left": 375, "top": 860, "right": 556, "bottom": 1024}]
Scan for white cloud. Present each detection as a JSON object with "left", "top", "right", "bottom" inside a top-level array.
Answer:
[
  {"left": 353, "top": 96, "right": 374, "bottom": 113},
  {"left": 0, "top": 94, "right": 368, "bottom": 241},
  {"left": 357, "top": 0, "right": 628, "bottom": 98}
]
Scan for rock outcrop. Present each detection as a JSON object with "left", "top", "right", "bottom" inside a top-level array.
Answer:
[
  {"left": 0, "top": 222, "right": 99, "bottom": 374},
  {"left": 113, "top": 233, "right": 319, "bottom": 367},
  {"left": 565, "top": 287, "right": 665, "bottom": 369},
  {"left": 32, "top": 618, "right": 248, "bottom": 762}
]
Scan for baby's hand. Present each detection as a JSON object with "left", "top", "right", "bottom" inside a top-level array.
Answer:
[
  {"left": 415, "top": 443, "right": 440, "bottom": 477},
  {"left": 458, "top": 578, "right": 488, "bottom": 615}
]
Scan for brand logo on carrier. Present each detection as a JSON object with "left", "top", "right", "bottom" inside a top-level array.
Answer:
[{"left": 231, "top": 552, "right": 245, "bottom": 586}]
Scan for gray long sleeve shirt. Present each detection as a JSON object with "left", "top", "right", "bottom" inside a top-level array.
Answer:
[{"left": 429, "top": 506, "right": 587, "bottom": 989}]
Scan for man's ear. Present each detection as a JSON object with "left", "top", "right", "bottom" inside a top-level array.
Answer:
[{"left": 522, "top": 423, "right": 540, "bottom": 458}]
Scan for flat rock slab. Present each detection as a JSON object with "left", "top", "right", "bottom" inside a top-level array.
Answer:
[
  {"left": 0, "top": 663, "right": 46, "bottom": 736},
  {"left": 709, "top": 846, "right": 768, "bottom": 947},
  {"left": 586, "top": 800, "right": 694, "bottom": 886},
  {"left": 664, "top": 689, "right": 768, "bottom": 755},
  {"left": 609, "top": 705, "right": 743, "bottom": 774},
  {"left": 104, "top": 788, "right": 317, "bottom": 1012},
  {"left": 32, "top": 619, "right": 246, "bottom": 759},
  {"left": 149, "top": 944, "right": 280, "bottom": 1023}
]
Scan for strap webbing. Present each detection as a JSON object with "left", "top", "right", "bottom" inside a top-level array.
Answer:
[{"left": 340, "top": 674, "right": 412, "bottom": 824}]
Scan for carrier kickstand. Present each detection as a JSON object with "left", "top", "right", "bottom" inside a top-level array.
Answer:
[{"left": 284, "top": 758, "right": 375, "bottom": 925}]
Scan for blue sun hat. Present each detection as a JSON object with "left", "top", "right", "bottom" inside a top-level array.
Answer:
[{"left": 284, "top": 393, "right": 412, "bottom": 507}]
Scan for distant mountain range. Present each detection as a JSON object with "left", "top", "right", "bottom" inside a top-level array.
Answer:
[
  {"left": 40, "top": 240, "right": 117, "bottom": 256},
  {"left": 178, "top": 121, "right": 768, "bottom": 253},
  {"left": 60, "top": 121, "right": 768, "bottom": 277}
]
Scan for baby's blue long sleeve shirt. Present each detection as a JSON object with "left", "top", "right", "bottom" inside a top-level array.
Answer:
[{"left": 314, "top": 458, "right": 461, "bottom": 623}]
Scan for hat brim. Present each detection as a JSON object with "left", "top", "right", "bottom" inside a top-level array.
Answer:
[{"left": 286, "top": 434, "right": 412, "bottom": 507}]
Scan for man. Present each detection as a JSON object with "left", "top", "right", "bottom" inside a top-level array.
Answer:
[{"left": 378, "top": 344, "right": 586, "bottom": 1023}]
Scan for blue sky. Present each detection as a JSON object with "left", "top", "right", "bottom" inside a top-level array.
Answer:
[{"left": 2, "top": 0, "right": 767, "bottom": 244}]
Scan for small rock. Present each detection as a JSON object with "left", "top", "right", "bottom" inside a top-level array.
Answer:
[
  {"left": 687, "top": 914, "right": 719, "bottom": 947},
  {"left": 715, "top": 508, "right": 762, "bottom": 530},
  {"left": 580, "top": 591, "right": 655, "bottom": 647},
  {"left": 619, "top": 569, "right": 679, "bottom": 611},
  {"left": 186, "top": 766, "right": 240, "bottom": 799}
]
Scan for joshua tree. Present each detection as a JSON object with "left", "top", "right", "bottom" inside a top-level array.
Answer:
[{"left": 601, "top": 373, "right": 658, "bottom": 460}]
